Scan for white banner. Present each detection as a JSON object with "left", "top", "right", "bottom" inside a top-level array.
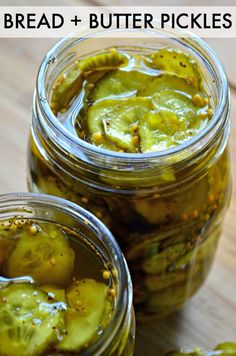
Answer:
[{"left": 0, "top": 6, "right": 235, "bottom": 38}]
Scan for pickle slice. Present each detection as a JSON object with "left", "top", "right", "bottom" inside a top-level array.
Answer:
[
  {"left": 215, "top": 343, "right": 236, "bottom": 351},
  {"left": 139, "top": 89, "right": 208, "bottom": 153},
  {"left": 176, "top": 177, "right": 210, "bottom": 220},
  {"left": 90, "top": 69, "right": 152, "bottom": 102},
  {"left": 151, "top": 48, "right": 201, "bottom": 88},
  {"left": 51, "top": 50, "right": 127, "bottom": 113},
  {"left": 145, "top": 228, "right": 219, "bottom": 291},
  {"left": 0, "top": 284, "right": 65, "bottom": 356},
  {"left": 78, "top": 49, "right": 127, "bottom": 75},
  {"left": 87, "top": 97, "right": 153, "bottom": 152},
  {"left": 58, "top": 279, "right": 110, "bottom": 352},
  {"left": 153, "top": 89, "right": 204, "bottom": 116},
  {"left": 36, "top": 175, "right": 68, "bottom": 199},
  {"left": 138, "top": 110, "right": 180, "bottom": 153},
  {"left": 90, "top": 70, "right": 199, "bottom": 103},
  {"left": 51, "top": 68, "right": 83, "bottom": 113},
  {"left": 142, "top": 242, "right": 187, "bottom": 274},
  {"left": 142, "top": 75, "right": 199, "bottom": 97},
  {"left": 6, "top": 224, "right": 75, "bottom": 285},
  {"left": 134, "top": 197, "right": 177, "bottom": 225},
  {"left": 153, "top": 89, "right": 209, "bottom": 132},
  {"left": 134, "top": 174, "right": 209, "bottom": 225}
]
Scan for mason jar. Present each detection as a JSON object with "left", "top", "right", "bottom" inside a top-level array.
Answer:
[
  {"left": 0, "top": 193, "right": 135, "bottom": 355},
  {"left": 27, "top": 27, "right": 231, "bottom": 319}
]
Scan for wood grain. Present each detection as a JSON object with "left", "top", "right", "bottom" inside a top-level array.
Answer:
[{"left": 0, "top": 24, "right": 236, "bottom": 356}]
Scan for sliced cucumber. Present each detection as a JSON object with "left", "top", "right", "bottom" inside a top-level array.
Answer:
[
  {"left": 134, "top": 175, "right": 209, "bottom": 226},
  {"left": 215, "top": 343, "right": 236, "bottom": 351},
  {"left": 0, "top": 284, "right": 65, "bottom": 356},
  {"left": 51, "top": 68, "right": 83, "bottom": 113},
  {"left": 134, "top": 195, "right": 178, "bottom": 226},
  {"left": 90, "top": 69, "right": 152, "bottom": 102},
  {"left": 152, "top": 89, "right": 209, "bottom": 134},
  {"left": 51, "top": 50, "right": 127, "bottom": 113},
  {"left": 87, "top": 97, "right": 153, "bottom": 152},
  {"left": 78, "top": 49, "right": 127, "bottom": 75},
  {"left": 138, "top": 110, "right": 180, "bottom": 153},
  {"left": 142, "top": 242, "right": 187, "bottom": 275},
  {"left": 152, "top": 89, "right": 204, "bottom": 118},
  {"left": 138, "top": 88, "right": 208, "bottom": 153},
  {"left": 142, "top": 74, "right": 199, "bottom": 97},
  {"left": 151, "top": 48, "right": 201, "bottom": 88},
  {"left": 90, "top": 70, "right": 199, "bottom": 103},
  {"left": 176, "top": 177, "right": 209, "bottom": 219},
  {"left": 6, "top": 223, "right": 75, "bottom": 286},
  {"left": 58, "top": 278, "right": 110, "bottom": 352},
  {"left": 36, "top": 175, "right": 68, "bottom": 199}
]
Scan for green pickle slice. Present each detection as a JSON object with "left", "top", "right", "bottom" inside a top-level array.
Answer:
[
  {"left": 138, "top": 110, "right": 181, "bottom": 152},
  {"left": 133, "top": 174, "right": 209, "bottom": 226},
  {"left": 88, "top": 97, "right": 153, "bottom": 152},
  {"left": 90, "top": 69, "right": 153, "bottom": 101},
  {"left": 215, "top": 343, "right": 236, "bottom": 351},
  {"left": 78, "top": 49, "right": 127, "bottom": 75},
  {"left": 89, "top": 65, "right": 199, "bottom": 102},
  {"left": 51, "top": 68, "right": 83, "bottom": 113},
  {"left": 150, "top": 47, "right": 201, "bottom": 88},
  {"left": 51, "top": 49, "right": 127, "bottom": 112},
  {"left": 57, "top": 278, "right": 110, "bottom": 352},
  {"left": 0, "top": 284, "right": 65, "bottom": 356},
  {"left": 6, "top": 224, "right": 75, "bottom": 285}
]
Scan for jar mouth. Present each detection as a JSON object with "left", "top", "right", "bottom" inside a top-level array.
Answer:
[
  {"left": 0, "top": 192, "right": 132, "bottom": 355},
  {"left": 36, "top": 26, "right": 229, "bottom": 163}
]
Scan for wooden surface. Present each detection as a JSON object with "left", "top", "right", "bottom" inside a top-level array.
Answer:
[{"left": 0, "top": 5, "right": 236, "bottom": 356}]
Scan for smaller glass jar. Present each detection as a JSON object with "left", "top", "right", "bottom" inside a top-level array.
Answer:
[{"left": 0, "top": 193, "right": 135, "bottom": 356}]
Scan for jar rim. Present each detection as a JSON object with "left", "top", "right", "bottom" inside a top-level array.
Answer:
[
  {"left": 0, "top": 192, "right": 133, "bottom": 355},
  {"left": 36, "top": 26, "right": 229, "bottom": 165}
]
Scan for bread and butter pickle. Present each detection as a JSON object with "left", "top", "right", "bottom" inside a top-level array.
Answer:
[{"left": 28, "top": 37, "right": 231, "bottom": 319}]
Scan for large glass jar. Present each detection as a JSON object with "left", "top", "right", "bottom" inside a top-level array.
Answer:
[
  {"left": 0, "top": 193, "right": 135, "bottom": 355},
  {"left": 27, "top": 27, "right": 231, "bottom": 319}
]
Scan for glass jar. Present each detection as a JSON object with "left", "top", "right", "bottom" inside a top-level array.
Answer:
[
  {"left": 28, "top": 27, "right": 231, "bottom": 319},
  {"left": 0, "top": 193, "right": 135, "bottom": 355}
]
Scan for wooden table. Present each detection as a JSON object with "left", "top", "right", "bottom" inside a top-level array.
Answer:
[{"left": 0, "top": 21, "right": 236, "bottom": 356}]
